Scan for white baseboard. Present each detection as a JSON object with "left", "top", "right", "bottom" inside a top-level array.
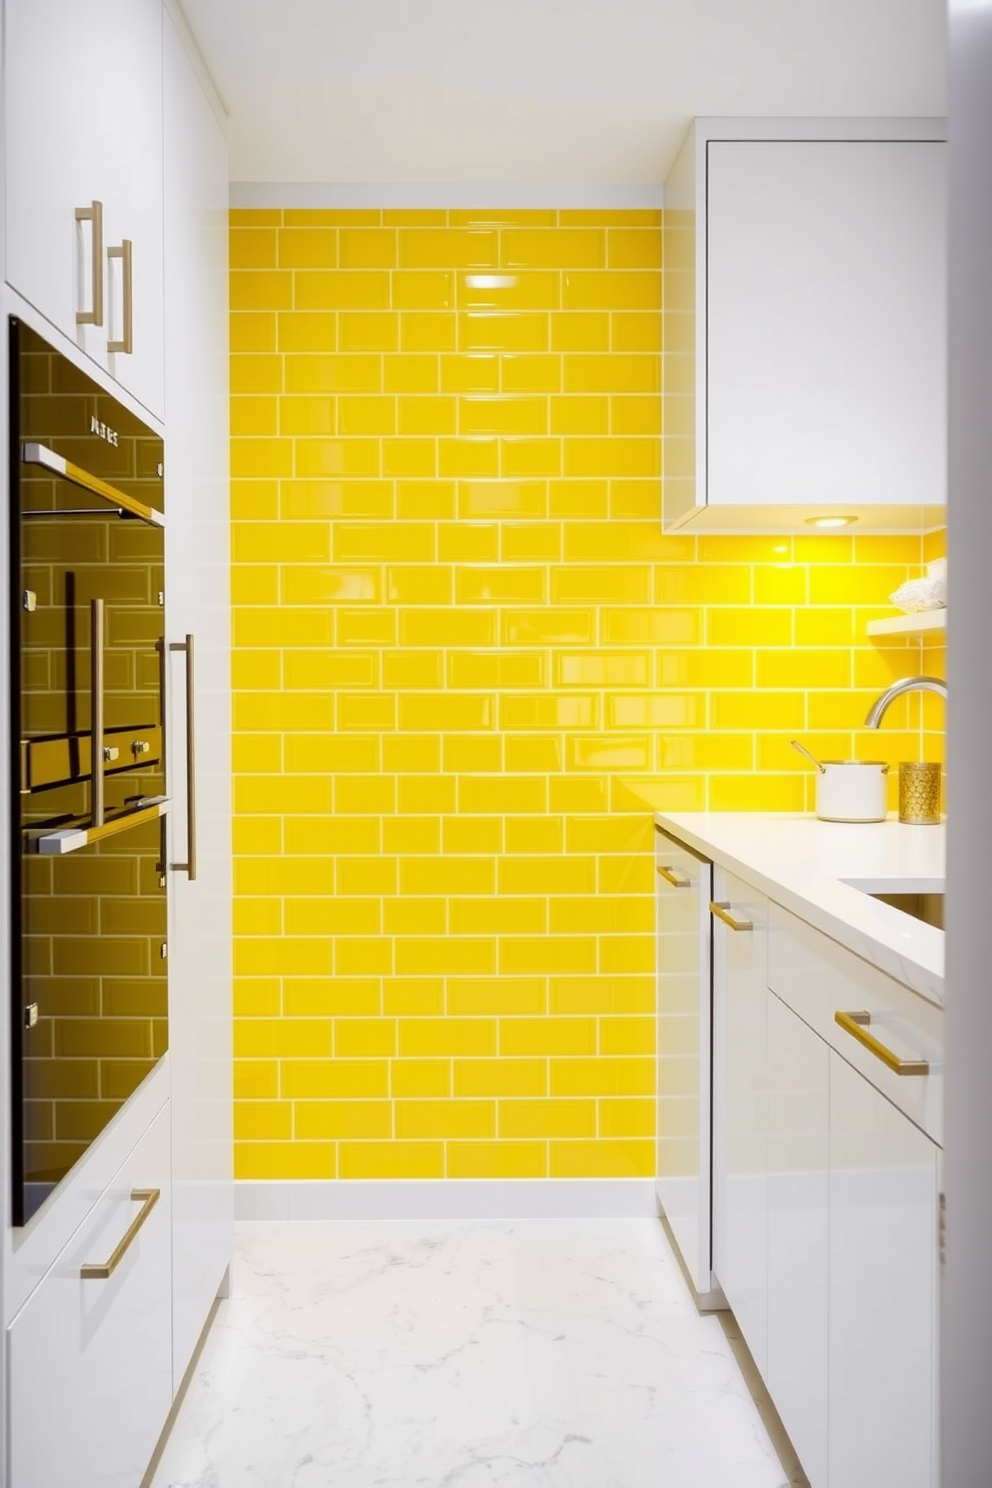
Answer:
[{"left": 235, "top": 1178, "right": 658, "bottom": 1223}]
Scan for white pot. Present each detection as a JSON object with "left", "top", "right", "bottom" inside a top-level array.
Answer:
[{"left": 815, "top": 761, "right": 889, "bottom": 823}]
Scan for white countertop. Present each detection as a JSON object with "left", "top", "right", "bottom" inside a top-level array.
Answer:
[{"left": 626, "top": 796, "right": 945, "bottom": 1007}]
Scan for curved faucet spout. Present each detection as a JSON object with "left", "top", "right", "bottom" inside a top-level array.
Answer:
[{"left": 864, "top": 675, "right": 948, "bottom": 729}]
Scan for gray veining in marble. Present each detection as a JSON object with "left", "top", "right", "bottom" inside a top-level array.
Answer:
[{"left": 150, "top": 1219, "right": 806, "bottom": 1488}]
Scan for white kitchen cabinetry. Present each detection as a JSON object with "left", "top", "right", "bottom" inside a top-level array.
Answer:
[
  {"left": 3, "top": 0, "right": 165, "bottom": 419},
  {"left": 766, "top": 992, "right": 829, "bottom": 1488},
  {"left": 711, "top": 869, "right": 769, "bottom": 1376},
  {"left": 654, "top": 830, "right": 713, "bottom": 1297},
  {"left": 162, "top": 11, "right": 233, "bottom": 1390},
  {"left": 829, "top": 1051, "right": 937, "bottom": 1488},
  {"left": 7, "top": 1102, "right": 172, "bottom": 1488},
  {"left": 663, "top": 119, "right": 946, "bottom": 532},
  {"left": 677, "top": 838, "right": 943, "bottom": 1488}
]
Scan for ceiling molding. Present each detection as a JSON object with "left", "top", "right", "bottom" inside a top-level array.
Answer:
[{"left": 229, "top": 181, "right": 664, "bottom": 209}]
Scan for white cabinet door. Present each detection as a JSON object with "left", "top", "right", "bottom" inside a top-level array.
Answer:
[
  {"left": 829, "top": 1051, "right": 938, "bottom": 1488},
  {"left": 766, "top": 992, "right": 829, "bottom": 1488},
  {"left": 162, "top": 13, "right": 233, "bottom": 1390},
  {"left": 4, "top": 0, "right": 164, "bottom": 419},
  {"left": 707, "top": 140, "right": 946, "bottom": 511},
  {"left": 7, "top": 1103, "right": 172, "bottom": 1488},
  {"left": 655, "top": 830, "right": 713, "bottom": 1296},
  {"left": 712, "top": 870, "right": 768, "bottom": 1376}
]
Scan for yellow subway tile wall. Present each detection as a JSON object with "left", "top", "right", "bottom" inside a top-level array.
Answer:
[{"left": 231, "top": 208, "right": 934, "bottom": 1182}]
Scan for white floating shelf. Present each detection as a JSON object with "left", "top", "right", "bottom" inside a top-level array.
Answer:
[{"left": 866, "top": 610, "right": 947, "bottom": 637}]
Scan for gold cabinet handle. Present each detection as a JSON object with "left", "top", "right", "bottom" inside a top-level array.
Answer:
[
  {"left": 90, "top": 600, "right": 105, "bottom": 828},
  {"left": 657, "top": 865, "right": 691, "bottom": 888},
  {"left": 169, "top": 635, "right": 197, "bottom": 881},
  {"left": 107, "top": 238, "right": 133, "bottom": 354},
  {"left": 75, "top": 200, "right": 104, "bottom": 326},
  {"left": 80, "top": 1188, "right": 160, "bottom": 1279},
  {"left": 835, "top": 1010, "right": 929, "bottom": 1077},
  {"left": 710, "top": 900, "right": 753, "bottom": 932}
]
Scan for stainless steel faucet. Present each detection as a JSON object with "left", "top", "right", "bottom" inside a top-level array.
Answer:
[{"left": 864, "top": 675, "right": 948, "bottom": 728}]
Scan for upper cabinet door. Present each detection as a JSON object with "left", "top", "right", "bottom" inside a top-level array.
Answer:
[
  {"left": 708, "top": 140, "right": 945, "bottom": 511},
  {"left": 4, "top": 0, "right": 164, "bottom": 420},
  {"left": 662, "top": 122, "right": 946, "bottom": 531}
]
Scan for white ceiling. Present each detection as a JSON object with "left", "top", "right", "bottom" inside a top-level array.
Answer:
[{"left": 180, "top": 0, "right": 948, "bottom": 188}]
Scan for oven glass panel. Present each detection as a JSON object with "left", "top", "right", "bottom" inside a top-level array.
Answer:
[{"left": 10, "top": 318, "right": 167, "bottom": 1225}]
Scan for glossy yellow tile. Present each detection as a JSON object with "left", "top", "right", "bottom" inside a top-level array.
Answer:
[
  {"left": 398, "top": 229, "right": 497, "bottom": 269},
  {"left": 276, "top": 227, "right": 339, "bottom": 269},
  {"left": 232, "top": 210, "right": 928, "bottom": 1181}
]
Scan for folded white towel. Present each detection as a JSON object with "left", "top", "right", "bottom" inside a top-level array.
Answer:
[{"left": 890, "top": 556, "right": 947, "bottom": 613}]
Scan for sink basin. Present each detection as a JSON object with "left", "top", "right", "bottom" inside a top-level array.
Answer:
[{"left": 865, "top": 891, "right": 944, "bottom": 929}]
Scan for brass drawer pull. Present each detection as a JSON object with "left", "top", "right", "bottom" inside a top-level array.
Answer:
[
  {"left": 75, "top": 200, "right": 104, "bottom": 327},
  {"left": 80, "top": 1188, "right": 160, "bottom": 1279},
  {"left": 169, "top": 635, "right": 197, "bottom": 881},
  {"left": 710, "top": 900, "right": 753, "bottom": 932},
  {"left": 107, "top": 238, "right": 133, "bottom": 354},
  {"left": 657, "top": 865, "right": 691, "bottom": 888},
  {"left": 835, "top": 1010, "right": 929, "bottom": 1077}
]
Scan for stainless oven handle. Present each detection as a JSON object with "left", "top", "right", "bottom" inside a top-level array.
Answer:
[
  {"left": 75, "top": 200, "right": 104, "bottom": 327},
  {"left": 107, "top": 239, "right": 133, "bottom": 355},
  {"left": 31, "top": 798, "right": 170, "bottom": 856},
  {"left": 91, "top": 600, "right": 105, "bottom": 828},
  {"left": 169, "top": 635, "right": 197, "bottom": 881},
  {"left": 21, "top": 444, "right": 164, "bottom": 528}
]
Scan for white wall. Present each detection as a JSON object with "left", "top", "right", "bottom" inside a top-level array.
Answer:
[{"left": 943, "top": 4, "right": 992, "bottom": 1483}]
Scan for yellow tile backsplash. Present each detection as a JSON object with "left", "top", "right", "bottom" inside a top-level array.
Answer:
[{"left": 231, "top": 208, "right": 941, "bottom": 1183}]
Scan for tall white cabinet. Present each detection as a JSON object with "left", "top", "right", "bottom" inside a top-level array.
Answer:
[
  {"left": 163, "top": 10, "right": 233, "bottom": 1391},
  {"left": 0, "top": 4, "right": 232, "bottom": 1484}
]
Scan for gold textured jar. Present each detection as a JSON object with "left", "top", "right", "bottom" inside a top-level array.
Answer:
[{"left": 898, "top": 762, "right": 942, "bottom": 825}]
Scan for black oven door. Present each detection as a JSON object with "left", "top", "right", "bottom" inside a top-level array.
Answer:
[{"left": 9, "top": 317, "right": 168, "bottom": 1225}]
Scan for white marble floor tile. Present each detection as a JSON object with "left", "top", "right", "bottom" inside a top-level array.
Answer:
[{"left": 149, "top": 1219, "right": 807, "bottom": 1488}]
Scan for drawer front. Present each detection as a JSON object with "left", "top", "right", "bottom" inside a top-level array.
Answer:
[
  {"left": 712, "top": 869, "right": 770, "bottom": 1375},
  {"left": 768, "top": 903, "right": 943, "bottom": 1146},
  {"left": 8, "top": 1104, "right": 172, "bottom": 1488},
  {"left": 655, "top": 828, "right": 712, "bottom": 1293}
]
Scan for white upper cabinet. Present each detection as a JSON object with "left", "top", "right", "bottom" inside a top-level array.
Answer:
[
  {"left": 663, "top": 119, "right": 946, "bottom": 532},
  {"left": 3, "top": 0, "right": 165, "bottom": 420}
]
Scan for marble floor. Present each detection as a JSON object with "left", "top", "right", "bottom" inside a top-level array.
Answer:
[{"left": 149, "top": 1219, "right": 809, "bottom": 1488}]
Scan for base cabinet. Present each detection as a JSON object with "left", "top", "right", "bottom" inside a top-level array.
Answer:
[
  {"left": 7, "top": 1103, "right": 172, "bottom": 1488},
  {"left": 655, "top": 830, "right": 713, "bottom": 1294},
  {"left": 766, "top": 993, "right": 829, "bottom": 1488},
  {"left": 829, "top": 1053, "right": 938, "bottom": 1488},
  {"left": 712, "top": 870, "right": 769, "bottom": 1374},
  {"left": 706, "top": 874, "right": 940, "bottom": 1488}
]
